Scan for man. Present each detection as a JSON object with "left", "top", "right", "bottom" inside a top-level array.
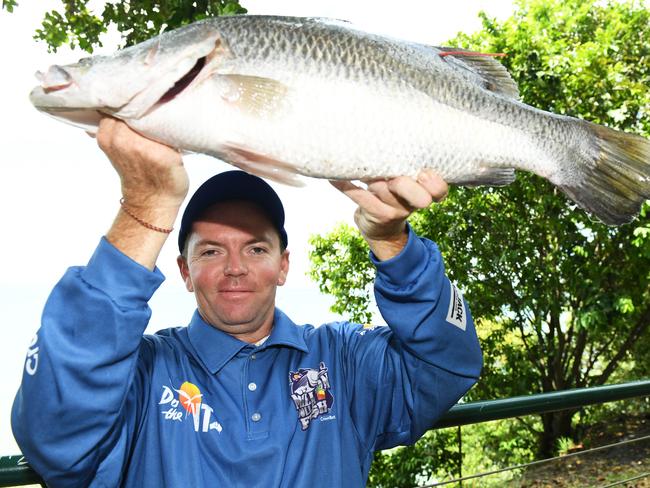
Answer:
[{"left": 12, "top": 118, "right": 482, "bottom": 487}]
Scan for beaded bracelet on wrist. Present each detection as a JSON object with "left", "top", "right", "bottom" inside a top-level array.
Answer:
[{"left": 119, "top": 198, "right": 174, "bottom": 234}]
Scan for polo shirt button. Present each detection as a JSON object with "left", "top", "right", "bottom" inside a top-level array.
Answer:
[
  {"left": 248, "top": 382, "right": 257, "bottom": 391},
  {"left": 250, "top": 354, "right": 257, "bottom": 360},
  {"left": 251, "top": 412, "right": 262, "bottom": 422}
]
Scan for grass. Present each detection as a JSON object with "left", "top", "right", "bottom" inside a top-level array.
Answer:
[{"left": 516, "top": 414, "right": 650, "bottom": 487}]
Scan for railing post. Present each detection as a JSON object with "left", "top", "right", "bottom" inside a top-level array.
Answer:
[{"left": 457, "top": 425, "right": 463, "bottom": 487}]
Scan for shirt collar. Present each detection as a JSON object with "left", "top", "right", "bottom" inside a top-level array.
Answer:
[{"left": 187, "top": 308, "right": 309, "bottom": 374}]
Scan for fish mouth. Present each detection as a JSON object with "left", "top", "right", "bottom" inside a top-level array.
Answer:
[
  {"left": 156, "top": 55, "right": 207, "bottom": 105},
  {"left": 32, "top": 53, "right": 208, "bottom": 109},
  {"left": 29, "top": 83, "right": 103, "bottom": 131}
]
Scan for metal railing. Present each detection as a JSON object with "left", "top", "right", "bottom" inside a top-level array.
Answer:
[
  {"left": 0, "top": 456, "right": 42, "bottom": 487},
  {"left": 2, "top": 379, "right": 649, "bottom": 487},
  {"left": 434, "top": 379, "right": 650, "bottom": 428}
]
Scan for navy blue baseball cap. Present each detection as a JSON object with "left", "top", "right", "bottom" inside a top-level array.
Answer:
[{"left": 178, "top": 170, "right": 288, "bottom": 253}]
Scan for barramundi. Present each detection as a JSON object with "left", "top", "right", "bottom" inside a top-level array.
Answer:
[{"left": 30, "top": 15, "right": 650, "bottom": 224}]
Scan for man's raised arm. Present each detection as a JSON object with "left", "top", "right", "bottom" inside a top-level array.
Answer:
[
  {"left": 331, "top": 171, "right": 482, "bottom": 452},
  {"left": 11, "top": 119, "right": 188, "bottom": 487}
]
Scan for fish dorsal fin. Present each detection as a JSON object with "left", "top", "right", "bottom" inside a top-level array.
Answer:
[
  {"left": 216, "top": 74, "right": 289, "bottom": 118},
  {"left": 436, "top": 47, "right": 520, "bottom": 99}
]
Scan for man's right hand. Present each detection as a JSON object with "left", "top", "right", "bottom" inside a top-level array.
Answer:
[
  {"left": 97, "top": 117, "right": 190, "bottom": 270},
  {"left": 97, "top": 117, "right": 189, "bottom": 208}
]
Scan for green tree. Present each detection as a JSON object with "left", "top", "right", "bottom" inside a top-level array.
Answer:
[
  {"left": 2, "top": 0, "right": 246, "bottom": 52},
  {"left": 309, "top": 0, "right": 650, "bottom": 462},
  {"left": 1, "top": 0, "right": 17, "bottom": 13},
  {"left": 368, "top": 429, "right": 461, "bottom": 488}
]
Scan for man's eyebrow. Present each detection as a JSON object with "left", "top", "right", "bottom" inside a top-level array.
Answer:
[
  {"left": 194, "top": 236, "right": 274, "bottom": 247},
  {"left": 194, "top": 239, "right": 223, "bottom": 248},
  {"left": 246, "top": 236, "right": 274, "bottom": 245}
]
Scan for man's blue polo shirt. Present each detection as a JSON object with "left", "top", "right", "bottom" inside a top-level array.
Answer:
[{"left": 12, "top": 229, "right": 482, "bottom": 487}]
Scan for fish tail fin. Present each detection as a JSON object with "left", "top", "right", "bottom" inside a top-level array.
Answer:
[{"left": 557, "top": 123, "right": 650, "bottom": 225}]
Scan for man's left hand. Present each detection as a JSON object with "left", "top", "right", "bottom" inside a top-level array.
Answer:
[{"left": 330, "top": 170, "right": 448, "bottom": 261}]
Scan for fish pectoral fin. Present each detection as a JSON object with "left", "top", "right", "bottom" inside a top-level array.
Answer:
[
  {"left": 436, "top": 47, "right": 520, "bottom": 99},
  {"left": 452, "top": 167, "right": 516, "bottom": 187},
  {"left": 222, "top": 143, "right": 304, "bottom": 186},
  {"left": 215, "top": 74, "right": 289, "bottom": 117}
]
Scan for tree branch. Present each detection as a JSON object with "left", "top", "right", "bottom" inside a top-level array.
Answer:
[
  {"left": 570, "top": 328, "right": 588, "bottom": 388},
  {"left": 594, "top": 306, "right": 650, "bottom": 386}
]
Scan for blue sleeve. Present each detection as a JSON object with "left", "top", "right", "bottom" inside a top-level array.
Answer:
[
  {"left": 11, "top": 238, "right": 164, "bottom": 487},
  {"left": 344, "top": 226, "right": 482, "bottom": 452}
]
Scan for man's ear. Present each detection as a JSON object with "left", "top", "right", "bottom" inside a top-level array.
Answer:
[
  {"left": 277, "top": 249, "right": 290, "bottom": 286},
  {"left": 177, "top": 255, "right": 194, "bottom": 292}
]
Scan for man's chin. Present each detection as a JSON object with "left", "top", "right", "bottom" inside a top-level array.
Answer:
[
  {"left": 199, "top": 300, "right": 275, "bottom": 337},
  {"left": 209, "top": 310, "right": 265, "bottom": 333}
]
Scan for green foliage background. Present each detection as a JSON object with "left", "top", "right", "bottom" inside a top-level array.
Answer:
[{"left": 3, "top": 0, "right": 247, "bottom": 52}]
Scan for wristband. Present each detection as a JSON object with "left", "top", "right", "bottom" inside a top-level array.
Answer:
[{"left": 119, "top": 198, "right": 174, "bottom": 234}]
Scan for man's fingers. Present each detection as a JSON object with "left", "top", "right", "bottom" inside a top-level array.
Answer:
[
  {"left": 365, "top": 180, "right": 407, "bottom": 210},
  {"left": 385, "top": 176, "right": 434, "bottom": 210},
  {"left": 329, "top": 179, "right": 357, "bottom": 192},
  {"left": 331, "top": 171, "right": 448, "bottom": 254},
  {"left": 331, "top": 178, "right": 419, "bottom": 213},
  {"left": 329, "top": 180, "right": 395, "bottom": 216},
  {"left": 96, "top": 116, "right": 128, "bottom": 153},
  {"left": 331, "top": 172, "right": 448, "bottom": 214},
  {"left": 329, "top": 179, "right": 381, "bottom": 208},
  {"left": 416, "top": 169, "right": 449, "bottom": 202}
]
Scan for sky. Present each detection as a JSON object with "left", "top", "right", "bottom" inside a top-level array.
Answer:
[{"left": 0, "top": 0, "right": 515, "bottom": 455}]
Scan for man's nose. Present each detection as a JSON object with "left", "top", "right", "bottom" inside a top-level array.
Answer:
[{"left": 224, "top": 253, "right": 248, "bottom": 276}]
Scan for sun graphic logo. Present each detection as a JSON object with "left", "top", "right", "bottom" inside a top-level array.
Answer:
[
  {"left": 357, "top": 323, "right": 378, "bottom": 336},
  {"left": 177, "top": 381, "right": 202, "bottom": 415},
  {"left": 159, "top": 381, "right": 223, "bottom": 433}
]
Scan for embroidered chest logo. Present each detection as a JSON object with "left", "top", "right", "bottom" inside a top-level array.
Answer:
[
  {"left": 289, "top": 362, "right": 334, "bottom": 430},
  {"left": 158, "top": 381, "right": 223, "bottom": 433}
]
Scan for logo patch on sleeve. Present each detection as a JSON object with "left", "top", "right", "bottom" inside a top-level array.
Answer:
[
  {"left": 446, "top": 282, "right": 467, "bottom": 331},
  {"left": 24, "top": 334, "right": 39, "bottom": 376}
]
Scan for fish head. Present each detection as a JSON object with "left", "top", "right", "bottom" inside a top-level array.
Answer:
[{"left": 29, "top": 20, "right": 224, "bottom": 132}]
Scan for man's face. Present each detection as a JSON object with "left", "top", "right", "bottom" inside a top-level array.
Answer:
[{"left": 177, "top": 200, "right": 289, "bottom": 342}]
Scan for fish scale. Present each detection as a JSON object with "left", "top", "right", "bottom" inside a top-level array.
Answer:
[{"left": 29, "top": 15, "right": 650, "bottom": 225}]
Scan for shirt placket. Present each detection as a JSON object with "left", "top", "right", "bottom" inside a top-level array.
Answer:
[{"left": 241, "top": 345, "right": 269, "bottom": 440}]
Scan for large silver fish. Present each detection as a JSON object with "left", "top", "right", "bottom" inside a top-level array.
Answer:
[{"left": 30, "top": 15, "right": 650, "bottom": 225}]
